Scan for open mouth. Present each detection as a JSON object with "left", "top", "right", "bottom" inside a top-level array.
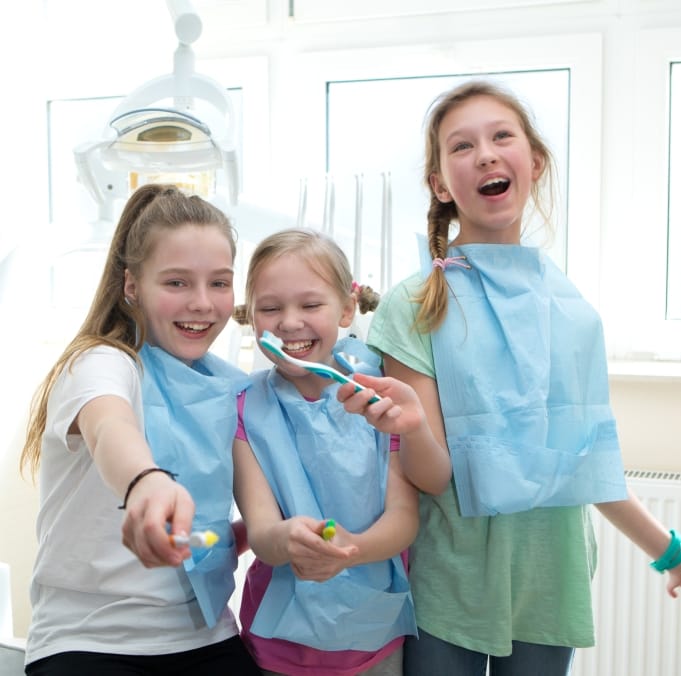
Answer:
[
  {"left": 478, "top": 177, "right": 510, "bottom": 196},
  {"left": 283, "top": 339, "right": 315, "bottom": 356},
  {"left": 176, "top": 321, "right": 211, "bottom": 334}
]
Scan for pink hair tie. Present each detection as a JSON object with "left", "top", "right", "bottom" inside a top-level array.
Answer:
[
  {"left": 351, "top": 281, "right": 361, "bottom": 293},
  {"left": 432, "top": 256, "right": 471, "bottom": 271}
]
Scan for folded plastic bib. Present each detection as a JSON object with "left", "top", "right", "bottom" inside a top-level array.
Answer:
[
  {"left": 140, "top": 343, "right": 249, "bottom": 626},
  {"left": 242, "top": 360, "right": 417, "bottom": 650},
  {"left": 419, "top": 239, "right": 627, "bottom": 516}
]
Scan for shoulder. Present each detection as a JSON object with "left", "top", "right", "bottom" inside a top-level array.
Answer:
[
  {"left": 49, "top": 345, "right": 142, "bottom": 438},
  {"left": 380, "top": 273, "right": 423, "bottom": 306},
  {"left": 60, "top": 345, "right": 140, "bottom": 400},
  {"left": 67, "top": 344, "right": 138, "bottom": 379},
  {"left": 202, "top": 350, "right": 247, "bottom": 378},
  {"left": 371, "top": 274, "right": 422, "bottom": 330},
  {"left": 368, "top": 274, "right": 435, "bottom": 378},
  {"left": 245, "top": 368, "right": 271, "bottom": 390},
  {"left": 241, "top": 368, "right": 274, "bottom": 411},
  {"left": 541, "top": 254, "right": 584, "bottom": 297}
]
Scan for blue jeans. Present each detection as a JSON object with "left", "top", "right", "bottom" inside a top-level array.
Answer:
[{"left": 403, "top": 628, "right": 574, "bottom": 676}]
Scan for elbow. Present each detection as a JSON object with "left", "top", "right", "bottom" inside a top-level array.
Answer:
[
  {"left": 405, "top": 471, "right": 450, "bottom": 496},
  {"left": 418, "top": 476, "right": 451, "bottom": 496},
  {"left": 413, "top": 459, "right": 452, "bottom": 496}
]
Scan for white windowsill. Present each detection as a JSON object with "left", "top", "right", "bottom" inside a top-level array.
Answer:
[{"left": 608, "top": 359, "right": 681, "bottom": 382}]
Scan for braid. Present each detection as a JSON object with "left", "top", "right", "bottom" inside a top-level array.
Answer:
[{"left": 414, "top": 197, "right": 456, "bottom": 332}]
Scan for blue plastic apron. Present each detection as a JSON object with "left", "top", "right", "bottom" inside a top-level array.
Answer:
[
  {"left": 242, "top": 356, "right": 416, "bottom": 651},
  {"left": 419, "top": 240, "right": 627, "bottom": 516},
  {"left": 140, "top": 343, "right": 249, "bottom": 627}
]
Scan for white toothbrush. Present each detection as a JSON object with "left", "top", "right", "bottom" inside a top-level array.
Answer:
[{"left": 259, "top": 330, "right": 381, "bottom": 403}]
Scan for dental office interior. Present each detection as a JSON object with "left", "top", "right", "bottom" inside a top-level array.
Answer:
[{"left": 2, "top": 0, "right": 681, "bottom": 673}]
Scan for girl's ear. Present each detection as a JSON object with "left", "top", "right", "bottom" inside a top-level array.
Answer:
[
  {"left": 338, "top": 296, "right": 356, "bottom": 329},
  {"left": 531, "top": 151, "right": 545, "bottom": 181},
  {"left": 123, "top": 269, "right": 138, "bottom": 303},
  {"left": 429, "top": 173, "right": 453, "bottom": 203}
]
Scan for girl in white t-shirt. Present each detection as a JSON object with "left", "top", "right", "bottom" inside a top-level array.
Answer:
[{"left": 20, "top": 184, "right": 262, "bottom": 676}]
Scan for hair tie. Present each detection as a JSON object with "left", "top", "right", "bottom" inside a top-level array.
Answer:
[
  {"left": 432, "top": 256, "right": 471, "bottom": 271},
  {"left": 351, "top": 281, "right": 361, "bottom": 294}
]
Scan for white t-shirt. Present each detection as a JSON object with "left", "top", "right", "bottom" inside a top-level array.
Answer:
[{"left": 25, "top": 346, "right": 238, "bottom": 665}]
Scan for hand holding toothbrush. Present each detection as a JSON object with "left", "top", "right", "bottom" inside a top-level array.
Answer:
[
  {"left": 336, "top": 372, "right": 427, "bottom": 434},
  {"left": 121, "top": 469, "right": 196, "bottom": 568},
  {"left": 338, "top": 369, "right": 452, "bottom": 495}
]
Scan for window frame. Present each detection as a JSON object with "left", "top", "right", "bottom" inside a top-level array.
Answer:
[
  {"left": 273, "top": 33, "right": 603, "bottom": 302},
  {"left": 600, "top": 26, "right": 681, "bottom": 361}
]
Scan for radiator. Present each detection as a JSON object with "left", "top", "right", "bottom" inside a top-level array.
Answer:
[{"left": 572, "top": 470, "right": 681, "bottom": 676}]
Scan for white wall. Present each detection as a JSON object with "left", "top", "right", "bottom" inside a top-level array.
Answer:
[{"left": 3, "top": 0, "right": 681, "bottom": 639}]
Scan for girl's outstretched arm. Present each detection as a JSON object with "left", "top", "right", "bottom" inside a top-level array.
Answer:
[
  {"left": 77, "top": 394, "right": 195, "bottom": 568},
  {"left": 338, "top": 358, "right": 451, "bottom": 495},
  {"left": 596, "top": 489, "right": 681, "bottom": 598}
]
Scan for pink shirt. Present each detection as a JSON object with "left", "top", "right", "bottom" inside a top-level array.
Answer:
[{"left": 235, "top": 392, "right": 405, "bottom": 676}]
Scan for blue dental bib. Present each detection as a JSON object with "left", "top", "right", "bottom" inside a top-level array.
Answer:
[
  {"left": 139, "top": 343, "right": 249, "bottom": 626},
  {"left": 420, "top": 240, "right": 627, "bottom": 516},
  {"left": 242, "top": 346, "right": 416, "bottom": 651}
]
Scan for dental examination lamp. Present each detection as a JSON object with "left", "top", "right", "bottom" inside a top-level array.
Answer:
[{"left": 74, "top": 0, "right": 238, "bottom": 222}]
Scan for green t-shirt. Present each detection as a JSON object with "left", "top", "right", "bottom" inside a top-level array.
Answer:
[{"left": 368, "top": 273, "right": 597, "bottom": 655}]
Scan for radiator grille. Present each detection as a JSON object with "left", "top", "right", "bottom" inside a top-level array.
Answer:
[{"left": 572, "top": 470, "right": 681, "bottom": 676}]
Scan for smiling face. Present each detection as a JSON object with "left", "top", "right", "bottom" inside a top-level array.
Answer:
[
  {"left": 430, "top": 94, "right": 544, "bottom": 245},
  {"left": 251, "top": 253, "right": 355, "bottom": 395},
  {"left": 123, "top": 223, "right": 235, "bottom": 364}
]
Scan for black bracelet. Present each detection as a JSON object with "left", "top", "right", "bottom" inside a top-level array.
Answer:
[{"left": 118, "top": 467, "right": 178, "bottom": 510}]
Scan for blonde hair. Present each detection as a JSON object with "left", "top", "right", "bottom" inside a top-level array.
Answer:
[
  {"left": 415, "top": 79, "right": 556, "bottom": 332},
  {"left": 21, "top": 184, "right": 236, "bottom": 478},
  {"left": 232, "top": 228, "right": 379, "bottom": 326}
]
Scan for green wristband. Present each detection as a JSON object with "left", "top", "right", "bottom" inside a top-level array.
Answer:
[{"left": 650, "top": 529, "right": 681, "bottom": 573}]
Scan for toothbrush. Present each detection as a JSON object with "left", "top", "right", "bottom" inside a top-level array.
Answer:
[
  {"left": 322, "top": 519, "right": 336, "bottom": 541},
  {"left": 259, "top": 330, "right": 381, "bottom": 403},
  {"left": 169, "top": 530, "right": 220, "bottom": 548}
]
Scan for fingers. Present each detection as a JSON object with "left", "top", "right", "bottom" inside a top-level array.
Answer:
[
  {"left": 338, "top": 382, "right": 404, "bottom": 433},
  {"left": 344, "top": 373, "right": 391, "bottom": 401},
  {"left": 285, "top": 518, "right": 358, "bottom": 580},
  {"left": 121, "top": 477, "right": 195, "bottom": 568},
  {"left": 290, "top": 542, "right": 358, "bottom": 581},
  {"left": 338, "top": 380, "right": 389, "bottom": 411}
]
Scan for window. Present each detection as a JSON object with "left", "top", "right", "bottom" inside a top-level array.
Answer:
[
  {"left": 281, "top": 34, "right": 600, "bottom": 299},
  {"left": 602, "top": 27, "right": 681, "bottom": 362},
  {"left": 324, "top": 70, "right": 570, "bottom": 290},
  {"left": 667, "top": 61, "right": 681, "bottom": 320}
]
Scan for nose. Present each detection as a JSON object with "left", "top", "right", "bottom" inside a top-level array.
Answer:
[
  {"left": 477, "top": 141, "right": 498, "bottom": 167},
  {"left": 188, "top": 285, "right": 213, "bottom": 312},
  {"left": 278, "top": 308, "right": 304, "bottom": 333}
]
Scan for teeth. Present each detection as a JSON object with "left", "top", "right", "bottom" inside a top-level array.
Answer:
[
  {"left": 177, "top": 322, "right": 209, "bottom": 331},
  {"left": 481, "top": 177, "right": 508, "bottom": 188},
  {"left": 284, "top": 340, "right": 312, "bottom": 352}
]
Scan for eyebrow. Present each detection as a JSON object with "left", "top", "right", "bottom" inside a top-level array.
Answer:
[
  {"left": 445, "top": 117, "right": 517, "bottom": 144},
  {"left": 159, "top": 266, "right": 234, "bottom": 275}
]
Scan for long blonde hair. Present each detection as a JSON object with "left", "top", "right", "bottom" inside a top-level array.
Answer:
[
  {"left": 20, "top": 184, "right": 236, "bottom": 478},
  {"left": 415, "top": 79, "right": 556, "bottom": 332}
]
